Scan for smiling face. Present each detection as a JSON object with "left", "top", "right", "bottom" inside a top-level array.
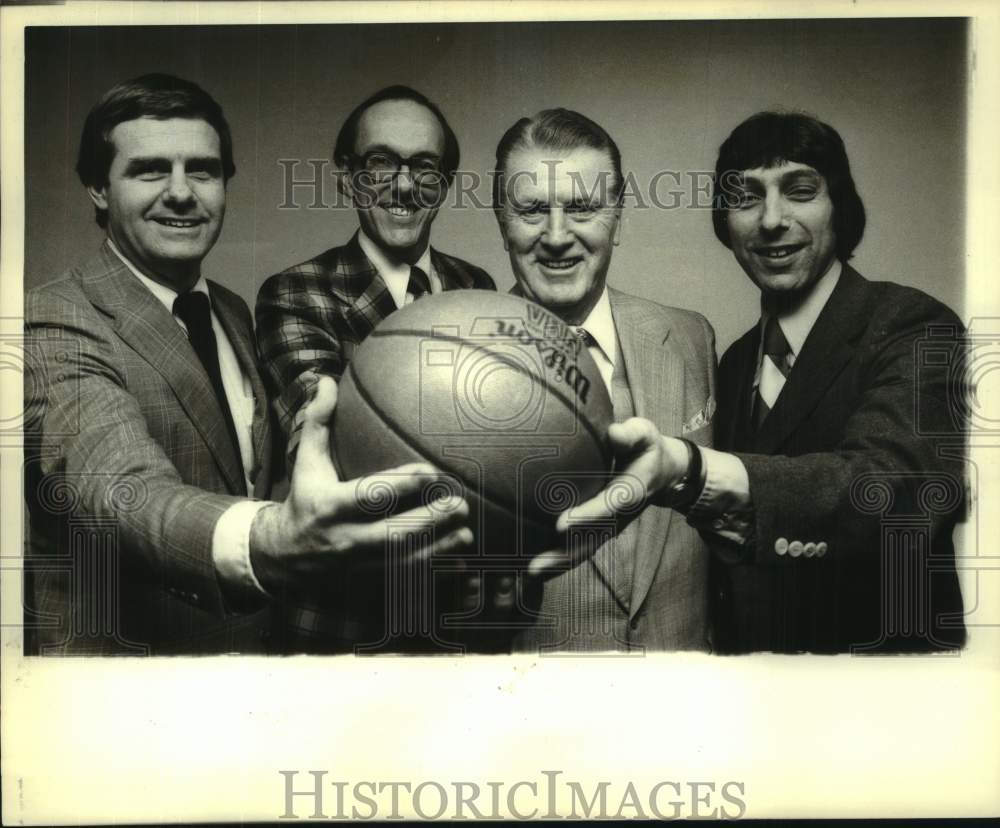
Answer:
[
  {"left": 497, "top": 145, "right": 621, "bottom": 324},
  {"left": 726, "top": 161, "right": 838, "bottom": 300},
  {"left": 342, "top": 98, "right": 447, "bottom": 264},
  {"left": 88, "top": 117, "right": 225, "bottom": 292}
]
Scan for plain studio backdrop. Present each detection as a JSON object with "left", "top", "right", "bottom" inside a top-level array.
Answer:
[{"left": 24, "top": 18, "right": 966, "bottom": 353}]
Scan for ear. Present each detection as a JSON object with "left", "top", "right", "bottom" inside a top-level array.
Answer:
[
  {"left": 335, "top": 157, "right": 355, "bottom": 200},
  {"left": 87, "top": 185, "right": 109, "bottom": 211},
  {"left": 612, "top": 207, "right": 623, "bottom": 247}
]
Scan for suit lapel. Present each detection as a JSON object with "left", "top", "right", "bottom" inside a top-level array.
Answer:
[
  {"left": 755, "top": 265, "right": 869, "bottom": 454},
  {"left": 431, "top": 248, "right": 476, "bottom": 291},
  {"left": 339, "top": 234, "right": 399, "bottom": 342},
  {"left": 721, "top": 328, "right": 760, "bottom": 452},
  {"left": 605, "top": 290, "right": 683, "bottom": 619},
  {"left": 82, "top": 243, "right": 246, "bottom": 495},
  {"left": 210, "top": 282, "right": 273, "bottom": 498}
]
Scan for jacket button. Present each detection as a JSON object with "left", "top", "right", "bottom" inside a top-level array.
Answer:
[
  {"left": 803, "top": 542, "right": 817, "bottom": 557},
  {"left": 816, "top": 542, "right": 828, "bottom": 558},
  {"left": 775, "top": 537, "right": 789, "bottom": 556},
  {"left": 788, "top": 541, "right": 804, "bottom": 558}
]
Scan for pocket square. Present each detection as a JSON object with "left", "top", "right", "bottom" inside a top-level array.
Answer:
[{"left": 682, "top": 396, "right": 715, "bottom": 434}]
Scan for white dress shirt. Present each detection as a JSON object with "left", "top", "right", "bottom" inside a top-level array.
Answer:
[
  {"left": 358, "top": 228, "right": 440, "bottom": 307},
  {"left": 691, "top": 261, "right": 843, "bottom": 545},
  {"left": 107, "top": 240, "right": 268, "bottom": 600}
]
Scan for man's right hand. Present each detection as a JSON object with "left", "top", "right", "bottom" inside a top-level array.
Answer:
[
  {"left": 552, "top": 417, "right": 690, "bottom": 537},
  {"left": 248, "top": 377, "right": 473, "bottom": 597}
]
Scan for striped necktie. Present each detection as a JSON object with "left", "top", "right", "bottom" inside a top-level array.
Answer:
[
  {"left": 754, "top": 315, "right": 793, "bottom": 428},
  {"left": 572, "top": 326, "right": 595, "bottom": 347},
  {"left": 407, "top": 265, "right": 431, "bottom": 301}
]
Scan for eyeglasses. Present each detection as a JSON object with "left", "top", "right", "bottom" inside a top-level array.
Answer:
[{"left": 352, "top": 150, "right": 444, "bottom": 177}]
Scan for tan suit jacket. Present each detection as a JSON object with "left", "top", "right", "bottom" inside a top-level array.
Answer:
[
  {"left": 514, "top": 288, "right": 716, "bottom": 652},
  {"left": 24, "top": 242, "right": 275, "bottom": 655}
]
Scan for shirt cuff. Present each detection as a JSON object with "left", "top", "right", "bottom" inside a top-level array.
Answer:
[
  {"left": 686, "top": 447, "right": 755, "bottom": 545},
  {"left": 212, "top": 499, "right": 274, "bottom": 610}
]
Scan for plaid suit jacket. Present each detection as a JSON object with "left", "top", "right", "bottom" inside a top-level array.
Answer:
[
  {"left": 513, "top": 288, "right": 717, "bottom": 652},
  {"left": 23, "top": 242, "right": 275, "bottom": 655},
  {"left": 256, "top": 232, "right": 495, "bottom": 459}
]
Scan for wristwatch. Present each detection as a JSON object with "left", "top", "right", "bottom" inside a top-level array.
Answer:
[{"left": 668, "top": 438, "right": 707, "bottom": 511}]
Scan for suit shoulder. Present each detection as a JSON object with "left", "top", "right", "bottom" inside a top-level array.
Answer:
[
  {"left": 864, "top": 276, "right": 962, "bottom": 332},
  {"left": 609, "top": 288, "right": 715, "bottom": 345},
  {"left": 26, "top": 265, "right": 101, "bottom": 325},
  {"left": 261, "top": 244, "right": 351, "bottom": 292},
  {"left": 432, "top": 249, "right": 496, "bottom": 290}
]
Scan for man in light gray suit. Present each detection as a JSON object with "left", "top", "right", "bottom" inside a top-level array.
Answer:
[{"left": 492, "top": 109, "right": 717, "bottom": 651}]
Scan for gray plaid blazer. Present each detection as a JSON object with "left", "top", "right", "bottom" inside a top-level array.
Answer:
[
  {"left": 513, "top": 288, "right": 717, "bottom": 652},
  {"left": 23, "top": 242, "right": 276, "bottom": 655},
  {"left": 256, "top": 232, "right": 495, "bottom": 459},
  {"left": 254, "top": 232, "right": 493, "bottom": 651}
]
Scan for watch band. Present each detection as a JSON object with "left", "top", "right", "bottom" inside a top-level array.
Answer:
[{"left": 669, "top": 437, "right": 707, "bottom": 511}]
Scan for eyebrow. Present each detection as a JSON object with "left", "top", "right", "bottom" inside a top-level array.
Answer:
[
  {"left": 741, "top": 168, "right": 824, "bottom": 187},
  {"left": 360, "top": 145, "right": 440, "bottom": 158},
  {"left": 122, "top": 156, "right": 222, "bottom": 174},
  {"left": 511, "top": 197, "right": 546, "bottom": 210}
]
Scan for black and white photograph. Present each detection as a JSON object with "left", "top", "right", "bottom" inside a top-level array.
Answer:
[{"left": 2, "top": 0, "right": 999, "bottom": 823}]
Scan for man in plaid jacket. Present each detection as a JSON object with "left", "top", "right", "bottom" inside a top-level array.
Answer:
[
  {"left": 255, "top": 86, "right": 496, "bottom": 652},
  {"left": 256, "top": 86, "right": 495, "bottom": 463}
]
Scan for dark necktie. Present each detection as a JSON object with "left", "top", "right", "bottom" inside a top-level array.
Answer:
[
  {"left": 172, "top": 291, "right": 243, "bottom": 474},
  {"left": 408, "top": 266, "right": 431, "bottom": 300},
  {"left": 754, "top": 315, "right": 793, "bottom": 428}
]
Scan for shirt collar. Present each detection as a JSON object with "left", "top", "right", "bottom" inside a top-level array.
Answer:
[
  {"left": 357, "top": 228, "right": 432, "bottom": 306},
  {"left": 107, "top": 238, "right": 210, "bottom": 313},
  {"left": 576, "top": 287, "right": 616, "bottom": 367},
  {"left": 763, "top": 258, "right": 842, "bottom": 356}
]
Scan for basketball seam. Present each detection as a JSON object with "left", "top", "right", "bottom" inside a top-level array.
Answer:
[
  {"left": 343, "top": 360, "right": 555, "bottom": 527},
  {"left": 367, "top": 327, "right": 611, "bottom": 461}
]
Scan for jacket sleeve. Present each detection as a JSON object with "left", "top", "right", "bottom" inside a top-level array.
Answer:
[
  {"left": 736, "top": 293, "right": 966, "bottom": 566},
  {"left": 255, "top": 270, "right": 347, "bottom": 462},
  {"left": 24, "top": 285, "right": 241, "bottom": 616}
]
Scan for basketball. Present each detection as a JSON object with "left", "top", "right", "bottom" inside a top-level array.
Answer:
[{"left": 331, "top": 289, "right": 614, "bottom": 562}]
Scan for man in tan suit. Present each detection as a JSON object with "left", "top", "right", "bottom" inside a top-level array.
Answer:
[{"left": 492, "top": 109, "right": 717, "bottom": 651}]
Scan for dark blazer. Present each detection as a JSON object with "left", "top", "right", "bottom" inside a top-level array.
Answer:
[
  {"left": 711, "top": 264, "right": 966, "bottom": 653},
  {"left": 24, "top": 242, "right": 275, "bottom": 655},
  {"left": 514, "top": 288, "right": 717, "bottom": 652},
  {"left": 256, "top": 232, "right": 495, "bottom": 458}
]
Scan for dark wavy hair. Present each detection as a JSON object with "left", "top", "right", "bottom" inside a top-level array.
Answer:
[
  {"left": 492, "top": 108, "right": 624, "bottom": 209},
  {"left": 333, "top": 85, "right": 460, "bottom": 181},
  {"left": 712, "top": 111, "right": 866, "bottom": 261},
  {"left": 76, "top": 74, "right": 235, "bottom": 229}
]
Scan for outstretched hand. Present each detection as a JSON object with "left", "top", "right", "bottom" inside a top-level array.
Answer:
[
  {"left": 249, "top": 377, "right": 473, "bottom": 596},
  {"left": 525, "top": 418, "right": 689, "bottom": 579}
]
